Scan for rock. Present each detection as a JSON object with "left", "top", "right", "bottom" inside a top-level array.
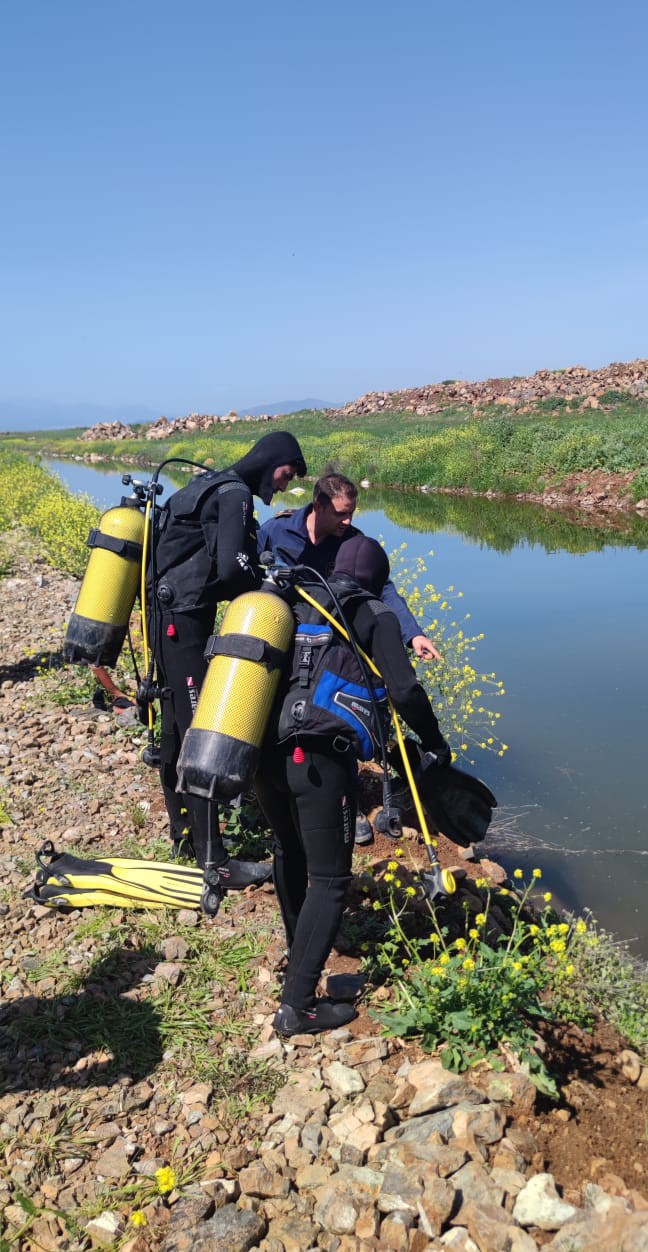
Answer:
[
  {"left": 464, "top": 1198, "right": 533, "bottom": 1251},
  {"left": 238, "top": 1161, "right": 291, "bottom": 1198},
  {"left": 543, "top": 1209, "right": 648, "bottom": 1251},
  {"left": 440, "top": 1228, "right": 480, "bottom": 1250},
  {"left": 153, "top": 962, "right": 184, "bottom": 987},
  {"left": 419, "top": 1176, "right": 456, "bottom": 1235},
  {"left": 378, "top": 1164, "right": 423, "bottom": 1214},
  {"left": 181, "top": 1083, "right": 213, "bottom": 1107},
  {"left": 480, "top": 1071, "right": 537, "bottom": 1113},
  {"left": 85, "top": 1210, "right": 125, "bottom": 1246},
  {"left": 273, "top": 1081, "right": 332, "bottom": 1120},
  {"left": 513, "top": 1172, "right": 579, "bottom": 1230},
  {"left": 617, "top": 1050, "right": 642, "bottom": 1083},
  {"left": 161, "top": 1202, "right": 266, "bottom": 1251},
  {"left": 95, "top": 1138, "right": 134, "bottom": 1179},
  {"left": 313, "top": 1182, "right": 360, "bottom": 1234},
  {"left": 161, "top": 936, "right": 190, "bottom": 961},
  {"left": 380, "top": 1209, "right": 415, "bottom": 1248},
  {"left": 407, "top": 1061, "right": 485, "bottom": 1116},
  {"left": 323, "top": 1060, "right": 366, "bottom": 1099},
  {"left": 452, "top": 1160, "right": 505, "bottom": 1214},
  {"left": 266, "top": 1213, "right": 320, "bottom": 1250}
]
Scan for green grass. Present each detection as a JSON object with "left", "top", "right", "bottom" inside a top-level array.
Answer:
[{"left": 3, "top": 390, "right": 647, "bottom": 500}]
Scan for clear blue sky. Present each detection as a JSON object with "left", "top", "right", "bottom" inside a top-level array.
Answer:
[{"left": 2, "top": 0, "right": 647, "bottom": 426}]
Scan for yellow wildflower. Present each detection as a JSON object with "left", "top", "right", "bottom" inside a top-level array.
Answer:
[
  {"left": 454, "top": 937, "right": 467, "bottom": 951},
  {"left": 439, "top": 953, "right": 450, "bottom": 965},
  {"left": 387, "top": 861, "right": 398, "bottom": 872},
  {"left": 462, "top": 957, "right": 475, "bottom": 971},
  {"left": 469, "top": 928, "right": 479, "bottom": 940},
  {"left": 155, "top": 1166, "right": 177, "bottom": 1195},
  {"left": 513, "top": 869, "right": 523, "bottom": 880},
  {"left": 475, "top": 913, "right": 486, "bottom": 926},
  {"left": 575, "top": 919, "right": 587, "bottom": 934},
  {"left": 131, "top": 1211, "right": 148, "bottom": 1228},
  {"left": 543, "top": 892, "right": 552, "bottom": 903},
  {"left": 532, "top": 868, "right": 542, "bottom": 878}
]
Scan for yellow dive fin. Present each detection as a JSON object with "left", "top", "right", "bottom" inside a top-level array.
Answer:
[{"left": 25, "top": 842, "right": 218, "bottom": 912}]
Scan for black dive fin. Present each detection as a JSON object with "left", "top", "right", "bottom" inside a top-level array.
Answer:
[{"left": 389, "top": 740, "right": 497, "bottom": 847}]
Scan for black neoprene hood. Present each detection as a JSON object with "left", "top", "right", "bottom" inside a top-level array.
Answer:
[
  {"left": 231, "top": 431, "right": 307, "bottom": 504},
  {"left": 333, "top": 534, "right": 390, "bottom": 596}
]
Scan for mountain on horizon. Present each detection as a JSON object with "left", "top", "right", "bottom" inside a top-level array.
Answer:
[
  {"left": 239, "top": 398, "right": 340, "bottom": 417},
  {"left": 0, "top": 396, "right": 340, "bottom": 432}
]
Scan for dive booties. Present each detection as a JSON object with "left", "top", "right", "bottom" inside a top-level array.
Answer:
[
  {"left": 273, "top": 999, "right": 358, "bottom": 1036},
  {"left": 176, "top": 590, "right": 294, "bottom": 801},
  {"left": 389, "top": 739, "right": 497, "bottom": 847},
  {"left": 213, "top": 858, "right": 273, "bottom": 888}
]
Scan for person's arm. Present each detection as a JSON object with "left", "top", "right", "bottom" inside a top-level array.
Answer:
[
  {"left": 380, "top": 579, "right": 442, "bottom": 661},
  {"left": 211, "top": 482, "right": 260, "bottom": 596},
  {"left": 353, "top": 602, "right": 449, "bottom": 755}
]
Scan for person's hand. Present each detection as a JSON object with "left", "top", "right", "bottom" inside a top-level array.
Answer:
[{"left": 411, "top": 634, "right": 443, "bottom": 662}]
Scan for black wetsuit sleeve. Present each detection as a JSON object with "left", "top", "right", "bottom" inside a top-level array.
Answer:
[
  {"left": 211, "top": 482, "right": 261, "bottom": 598},
  {"left": 351, "top": 601, "right": 449, "bottom": 752}
]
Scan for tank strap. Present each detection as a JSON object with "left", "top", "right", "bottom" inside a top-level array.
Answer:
[
  {"left": 204, "top": 632, "right": 286, "bottom": 672},
  {"left": 87, "top": 529, "right": 143, "bottom": 562}
]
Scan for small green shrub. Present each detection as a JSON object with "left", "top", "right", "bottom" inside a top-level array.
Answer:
[{"left": 366, "top": 867, "right": 647, "bottom": 1091}]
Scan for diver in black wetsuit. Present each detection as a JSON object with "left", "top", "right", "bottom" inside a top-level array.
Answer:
[
  {"left": 255, "top": 533, "right": 451, "bottom": 1034},
  {"left": 149, "top": 430, "right": 306, "bottom": 886}
]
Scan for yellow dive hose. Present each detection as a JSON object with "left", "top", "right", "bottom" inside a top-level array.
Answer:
[
  {"left": 295, "top": 586, "right": 456, "bottom": 896},
  {"left": 139, "top": 496, "right": 156, "bottom": 739}
]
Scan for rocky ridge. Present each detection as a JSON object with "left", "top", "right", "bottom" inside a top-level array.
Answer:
[
  {"left": 0, "top": 536, "right": 647, "bottom": 1251},
  {"left": 336, "top": 358, "right": 648, "bottom": 418},
  {"left": 78, "top": 359, "right": 648, "bottom": 446}
]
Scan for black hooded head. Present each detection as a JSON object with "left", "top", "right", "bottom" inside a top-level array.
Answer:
[
  {"left": 230, "top": 431, "right": 307, "bottom": 504},
  {"left": 333, "top": 534, "right": 390, "bottom": 597}
]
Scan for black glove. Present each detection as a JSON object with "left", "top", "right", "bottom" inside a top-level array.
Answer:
[{"left": 420, "top": 742, "right": 452, "bottom": 770}]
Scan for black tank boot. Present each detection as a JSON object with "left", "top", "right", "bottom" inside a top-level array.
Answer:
[
  {"left": 273, "top": 999, "right": 357, "bottom": 1036},
  {"left": 216, "top": 858, "right": 273, "bottom": 889}
]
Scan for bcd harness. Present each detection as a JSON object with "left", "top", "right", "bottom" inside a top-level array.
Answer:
[{"left": 275, "top": 586, "right": 389, "bottom": 761}]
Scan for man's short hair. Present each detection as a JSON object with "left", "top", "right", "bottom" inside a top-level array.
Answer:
[{"left": 313, "top": 472, "right": 358, "bottom": 508}]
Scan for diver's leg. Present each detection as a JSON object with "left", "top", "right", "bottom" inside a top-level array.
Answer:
[
  {"left": 278, "top": 748, "right": 357, "bottom": 1012},
  {"left": 255, "top": 750, "right": 304, "bottom": 948}
]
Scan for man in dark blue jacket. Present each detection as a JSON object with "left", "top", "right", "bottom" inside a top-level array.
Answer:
[{"left": 257, "top": 472, "right": 441, "bottom": 659}]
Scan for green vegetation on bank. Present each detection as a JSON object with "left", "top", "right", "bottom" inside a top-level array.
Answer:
[
  {"left": 3, "top": 390, "right": 648, "bottom": 502},
  {"left": 363, "top": 860, "right": 648, "bottom": 1089},
  {"left": 0, "top": 449, "right": 98, "bottom": 578}
]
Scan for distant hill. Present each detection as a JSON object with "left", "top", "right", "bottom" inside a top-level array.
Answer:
[{"left": 239, "top": 398, "right": 340, "bottom": 417}]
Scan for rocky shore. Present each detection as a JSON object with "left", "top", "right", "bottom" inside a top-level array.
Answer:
[{"left": 1, "top": 534, "right": 647, "bottom": 1251}]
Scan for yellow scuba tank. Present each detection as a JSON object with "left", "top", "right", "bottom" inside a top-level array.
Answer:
[
  {"left": 64, "top": 492, "right": 146, "bottom": 667},
  {"left": 176, "top": 589, "right": 294, "bottom": 800}
]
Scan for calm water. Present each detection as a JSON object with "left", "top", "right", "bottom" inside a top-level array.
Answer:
[{"left": 45, "top": 457, "right": 648, "bottom": 954}]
